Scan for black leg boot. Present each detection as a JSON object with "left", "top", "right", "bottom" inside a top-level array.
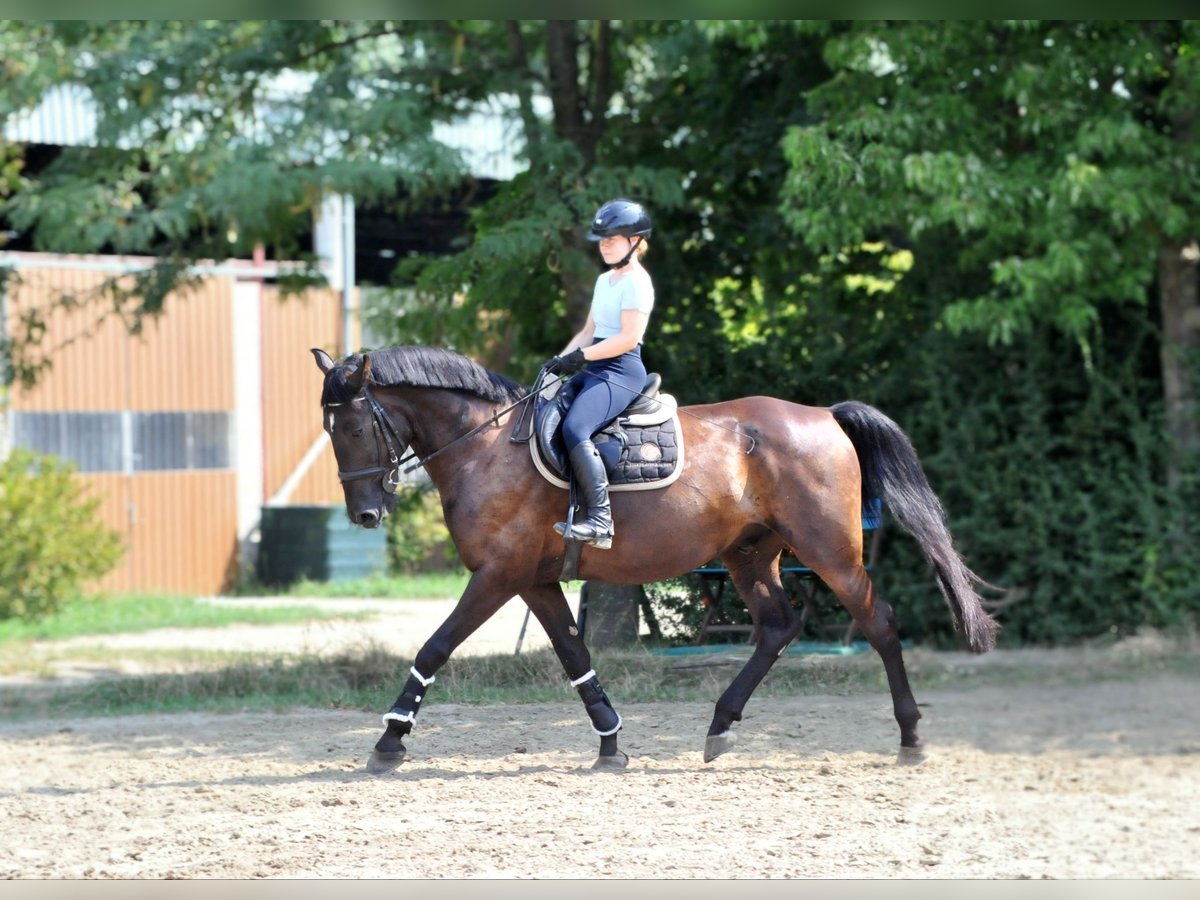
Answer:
[{"left": 554, "top": 439, "right": 615, "bottom": 549}]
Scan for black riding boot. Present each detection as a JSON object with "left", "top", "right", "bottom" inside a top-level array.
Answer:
[{"left": 554, "top": 440, "right": 614, "bottom": 549}]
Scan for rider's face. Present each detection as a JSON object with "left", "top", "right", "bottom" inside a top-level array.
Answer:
[{"left": 598, "top": 235, "right": 635, "bottom": 265}]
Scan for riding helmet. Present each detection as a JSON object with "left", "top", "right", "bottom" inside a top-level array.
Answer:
[{"left": 587, "top": 198, "right": 652, "bottom": 241}]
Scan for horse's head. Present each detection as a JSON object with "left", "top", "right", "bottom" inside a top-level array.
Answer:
[{"left": 313, "top": 348, "right": 406, "bottom": 528}]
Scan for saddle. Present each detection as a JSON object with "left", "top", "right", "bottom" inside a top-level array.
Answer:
[{"left": 511, "top": 370, "right": 685, "bottom": 492}]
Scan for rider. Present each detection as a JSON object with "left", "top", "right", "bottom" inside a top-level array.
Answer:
[{"left": 543, "top": 198, "right": 656, "bottom": 550}]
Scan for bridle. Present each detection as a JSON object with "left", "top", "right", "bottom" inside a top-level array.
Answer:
[
  {"left": 326, "top": 385, "right": 415, "bottom": 494},
  {"left": 325, "top": 376, "right": 569, "bottom": 494}
]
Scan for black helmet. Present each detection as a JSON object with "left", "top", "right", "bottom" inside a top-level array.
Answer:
[{"left": 587, "top": 198, "right": 652, "bottom": 241}]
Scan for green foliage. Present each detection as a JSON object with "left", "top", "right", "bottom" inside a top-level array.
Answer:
[
  {"left": 753, "top": 19, "right": 1200, "bottom": 646},
  {"left": 0, "top": 450, "right": 123, "bottom": 621},
  {"left": 4, "top": 20, "right": 1198, "bottom": 646},
  {"left": 384, "top": 482, "right": 458, "bottom": 574},
  {"left": 780, "top": 21, "right": 1198, "bottom": 346},
  {"left": 1, "top": 20, "right": 697, "bottom": 380},
  {"left": 856, "top": 296, "right": 1199, "bottom": 647}
]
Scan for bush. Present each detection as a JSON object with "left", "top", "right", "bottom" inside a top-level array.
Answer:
[
  {"left": 872, "top": 309, "right": 1200, "bottom": 647},
  {"left": 0, "top": 449, "right": 123, "bottom": 621},
  {"left": 385, "top": 480, "right": 458, "bottom": 574},
  {"left": 655, "top": 268, "right": 1200, "bottom": 647},
  {"left": 642, "top": 566, "right": 863, "bottom": 646}
]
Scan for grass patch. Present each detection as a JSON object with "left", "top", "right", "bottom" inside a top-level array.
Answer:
[
  {"left": 235, "top": 570, "right": 587, "bottom": 601},
  {"left": 0, "top": 644, "right": 839, "bottom": 720},
  {"left": 0, "top": 568, "right": 483, "bottom": 650},
  {"left": 0, "top": 593, "right": 365, "bottom": 646},
  {"left": 240, "top": 571, "right": 474, "bottom": 600},
  {"left": 4, "top": 633, "right": 1197, "bottom": 722}
]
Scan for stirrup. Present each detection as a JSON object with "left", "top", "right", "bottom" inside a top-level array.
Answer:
[{"left": 554, "top": 520, "right": 613, "bottom": 550}]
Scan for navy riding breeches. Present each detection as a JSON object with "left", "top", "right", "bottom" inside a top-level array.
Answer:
[{"left": 561, "top": 343, "right": 647, "bottom": 452}]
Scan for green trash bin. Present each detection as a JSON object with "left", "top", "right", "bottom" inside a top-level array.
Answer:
[{"left": 257, "top": 505, "right": 388, "bottom": 587}]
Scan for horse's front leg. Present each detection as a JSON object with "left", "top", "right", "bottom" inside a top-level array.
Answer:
[
  {"left": 369, "top": 567, "right": 513, "bottom": 775},
  {"left": 521, "top": 582, "right": 628, "bottom": 770}
]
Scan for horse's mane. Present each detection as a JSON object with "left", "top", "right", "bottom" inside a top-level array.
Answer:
[{"left": 321, "top": 345, "right": 528, "bottom": 406}]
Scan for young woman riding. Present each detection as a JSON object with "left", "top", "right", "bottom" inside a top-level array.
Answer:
[{"left": 543, "top": 198, "right": 656, "bottom": 550}]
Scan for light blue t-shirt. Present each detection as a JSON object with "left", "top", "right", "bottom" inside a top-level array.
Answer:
[{"left": 590, "top": 268, "right": 655, "bottom": 339}]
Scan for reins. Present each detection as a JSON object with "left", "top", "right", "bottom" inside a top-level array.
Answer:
[
  {"left": 329, "top": 368, "right": 756, "bottom": 493},
  {"left": 328, "top": 375, "right": 568, "bottom": 489},
  {"left": 398, "top": 376, "right": 565, "bottom": 474}
]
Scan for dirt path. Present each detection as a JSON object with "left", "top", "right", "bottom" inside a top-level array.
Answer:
[{"left": 2, "top": 655, "right": 1198, "bottom": 878}]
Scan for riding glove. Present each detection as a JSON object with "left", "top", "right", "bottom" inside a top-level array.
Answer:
[{"left": 545, "top": 348, "right": 588, "bottom": 375}]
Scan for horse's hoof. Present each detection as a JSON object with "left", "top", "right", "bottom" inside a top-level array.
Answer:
[
  {"left": 592, "top": 750, "right": 629, "bottom": 770},
  {"left": 366, "top": 749, "right": 407, "bottom": 775},
  {"left": 897, "top": 744, "right": 926, "bottom": 766},
  {"left": 703, "top": 730, "right": 736, "bottom": 763}
]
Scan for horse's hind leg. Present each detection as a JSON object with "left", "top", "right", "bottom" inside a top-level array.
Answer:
[
  {"left": 814, "top": 559, "right": 924, "bottom": 758},
  {"left": 522, "top": 582, "right": 627, "bottom": 770},
  {"left": 704, "top": 553, "right": 805, "bottom": 762}
]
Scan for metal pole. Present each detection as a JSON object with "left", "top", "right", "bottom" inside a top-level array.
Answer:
[
  {"left": 0, "top": 268, "right": 11, "bottom": 462},
  {"left": 341, "top": 194, "right": 356, "bottom": 356}
]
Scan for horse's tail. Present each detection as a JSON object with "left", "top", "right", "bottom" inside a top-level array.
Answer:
[{"left": 830, "top": 400, "right": 999, "bottom": 653}]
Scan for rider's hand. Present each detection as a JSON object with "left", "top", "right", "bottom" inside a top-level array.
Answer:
[{"left": 544, "top": 348, "right": 588, "bottom": 376}]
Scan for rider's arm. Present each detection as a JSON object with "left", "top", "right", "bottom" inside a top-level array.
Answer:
[
  {"left": 581, "top": 308, "right": 649, "bottom": 361},
  {"left": 561, "top": 313, "right": 596, "bottom": 354}
]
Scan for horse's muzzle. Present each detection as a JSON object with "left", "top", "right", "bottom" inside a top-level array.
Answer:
[{"left": 354, "top": 508, "right": 384, "bottom": 528}]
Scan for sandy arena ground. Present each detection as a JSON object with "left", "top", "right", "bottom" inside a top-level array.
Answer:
[{"left": 1, "top": 600, "right": 1198, "bottom": 879}]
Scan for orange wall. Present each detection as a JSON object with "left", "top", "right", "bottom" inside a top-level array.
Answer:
[
  {"left": 80, "top": 471, "right": 239, "bottom": 596},
  {"left": 4, "top": 258, "right": 348, "bottom": 594},
  {"left": 8, "top": 264, "right": 233, "bottom": 412},
  {"left": 260, "top": 284, "right": 345, "bottom": 506}
]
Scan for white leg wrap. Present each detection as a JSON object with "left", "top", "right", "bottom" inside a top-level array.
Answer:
[
  {"left": 570, "top": 669, "right": 597, "bottom": 687},
  {"left": 382, "top": 710, "right": 416, "bottom": 727},
  {"left": 410, "top": 666, "right": 436, "bottom": 687}
]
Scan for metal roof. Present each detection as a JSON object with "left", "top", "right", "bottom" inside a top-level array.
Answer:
[
  {"left": 3, "top": 84, "right": 98, "bottom": 147},
  {"left": 3, "top": 82, "right": 527, "bottom": 181}
]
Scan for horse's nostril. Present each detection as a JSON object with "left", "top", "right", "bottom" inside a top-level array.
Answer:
[{"left": 357, "top": 510, "right": 379, "bottom": 528}]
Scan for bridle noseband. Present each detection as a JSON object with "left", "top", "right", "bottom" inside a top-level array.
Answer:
[{"left": 327, "top": 385, "right": 415, "bottom": 495}]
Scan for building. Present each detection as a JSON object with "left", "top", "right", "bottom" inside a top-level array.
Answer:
[
  {"left": 2, "top": 80, "right": 524, "bottom": 594},
  {"left": 2, "top": 250, "right": 350, "bottom": 594}
]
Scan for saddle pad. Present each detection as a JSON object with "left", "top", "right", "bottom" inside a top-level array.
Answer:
[{"left": 530, "top": 404, "right": 686, "bottom": 492}]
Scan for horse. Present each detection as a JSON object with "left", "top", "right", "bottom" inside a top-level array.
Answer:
[{"left": 313, "top": 344, "right": 999, "bottom": 773}]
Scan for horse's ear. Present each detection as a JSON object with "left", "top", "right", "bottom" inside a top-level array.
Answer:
[
  {"left": 312, "top": 348, "right": 335, "bottom": 374},
  {"left": 341, "top": 354, "right": 370, "bottom": 394}
]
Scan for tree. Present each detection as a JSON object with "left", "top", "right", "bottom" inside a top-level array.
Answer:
[
  {"left": 0, "top": 20, "right": 688, "bottom": 381},
  {"left": 779, "top": 20, "right": 1200, "bottom": 492},
  {"left": 378, "top": 20, "right": 688, "bottom": 371}
]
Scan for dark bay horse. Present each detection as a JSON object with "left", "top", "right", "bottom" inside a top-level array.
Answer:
[{"left": 313, "top": 345, "right": 999, "bottom": 773}]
